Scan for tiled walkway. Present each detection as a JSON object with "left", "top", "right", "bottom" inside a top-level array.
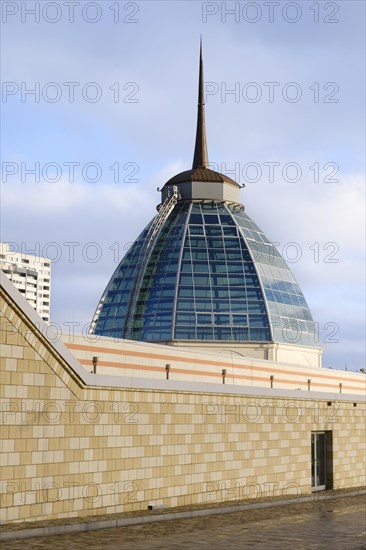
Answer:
[{"left": 3, "top": 495, "right": 366, "bottom": 549}]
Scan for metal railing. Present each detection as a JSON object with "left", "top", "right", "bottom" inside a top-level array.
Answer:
[{"left": 123, "top": 186, "right": 181, "bottom": 339}]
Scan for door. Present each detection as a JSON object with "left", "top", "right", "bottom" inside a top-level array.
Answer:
[{"left": 311, "top": 432, "right": 327, "bottom": 491}]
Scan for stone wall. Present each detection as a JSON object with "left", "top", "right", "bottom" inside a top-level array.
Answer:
[{"left": 1, "top": 274, "right": 365, "bottom": 524}]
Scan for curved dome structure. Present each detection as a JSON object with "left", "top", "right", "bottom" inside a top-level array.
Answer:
[{"left": 90, "top": 44, "right": 320, "bottom": 365}]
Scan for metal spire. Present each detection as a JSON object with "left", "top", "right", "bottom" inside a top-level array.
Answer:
[{"left": 192, "top": 39, "right": 208, "bottom": 169}]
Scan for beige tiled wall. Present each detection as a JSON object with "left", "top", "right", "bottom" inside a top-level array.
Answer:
[{"left": 1, "top": 289, "right": 365, "bottom": 524}]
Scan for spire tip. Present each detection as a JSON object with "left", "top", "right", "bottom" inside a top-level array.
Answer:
[{"left": 192, "top": 41, "right": 208, "bottom": 169}]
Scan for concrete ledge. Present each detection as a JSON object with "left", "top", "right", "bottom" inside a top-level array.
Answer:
[{"left": 1, "top": 488, "right": 365, "bottom": 541}]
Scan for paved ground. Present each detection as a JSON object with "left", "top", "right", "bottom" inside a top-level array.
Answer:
[{"left": 3, "top": 495, "right": 366, "bottom": 549}]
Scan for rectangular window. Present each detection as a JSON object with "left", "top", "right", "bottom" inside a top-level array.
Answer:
[
  {"left": 212, "top": 275, "right": 228, "bottom": 286},
  {"left": 224, "top": 238, "right": 241, "bottom": 250},
  {"left": 194, "top": 274, "right": 210, "bottom": 285},
  {"left": 189, "top": 237, "right": 206, "bottom": 248},
  {"left": 232, "top": 314, "right": 248, "bottom": 326},
  {"left": 222, "top": 226, "right": 237, "bottom": 236},
  {"left": 196, "top": 327, "right": 215, "bottom": 340},
  {"left": 193, "top": 262, "right": 209, "bottom": 273},
  {"left": 176, "top": 299, "right": 195, "bottom": 311},
  {"left": 195, "top": 288, "right": 212, "bottom": 299},
  {"left": 214, "top": 314, "right": 231, "bottom": 326},
  {"left": 213, "top": 301, "right": 231, "bottom": 312},
  {"left": 205, "top": 226, "right": 222, "bottom": 237},
  {"left": 195, "top": 300, "right": 213, "bottom": 312},
  {"left": 219, "top": 214, "right": 235, "bottom": 226},
  {"left": 197, "top": 313, "right": 212, "bottom": 325},
  {"left": 189, "top": 213, "right": 203, "bottom": 224},
  {"left": 225, "top": 250, "right": 242, "bottom": 262},
  {"left": 175, "top": 327, "right": 197, "bottom": 339},
  {"left": 204, "top": 214, "right": 219, "bottom": 224},
  {"left": 214, "top": 328, "right": 232, "bottom": 340},
  {"left": 176, "top": 313, "right": 196, "bottom": 324},
  {"left": 210, "top": 262, "right": 227, "bottom": 274},
  {"left": 178, "top": 286, "right": 195, "bottom": 298},
  {"left": 179, "top": 274, "right": 193, "bottom": 285},
  {"left": 211, "top": 288, "right": 229, "bottom": 299},
  {"left": 208, "top": 250, "right": 226, "bottom": 261},
  {"left": 206, "top": 237, "right": 223, "bottom": 249},
  {"left": 227, "top": 263, "right": 244, "bottom": 274},
  {"left": 189, "top": 225, "right": 204, "bottom": 235}
]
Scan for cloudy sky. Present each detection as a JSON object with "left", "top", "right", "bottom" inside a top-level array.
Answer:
[{"left": 1, "top": 0, "right": 365, "bottom": 371}]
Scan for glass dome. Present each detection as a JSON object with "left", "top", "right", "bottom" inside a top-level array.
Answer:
[
  {"left": 90, "top": 44, "right": 317, "bottom": 349},
  {"left": 91, "top": 201, "right": 317, "bottom": 347}
]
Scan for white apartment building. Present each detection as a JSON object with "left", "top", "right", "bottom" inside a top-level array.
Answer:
[{"left": 0, "top": 243, "right": 51, "bottom": 322}]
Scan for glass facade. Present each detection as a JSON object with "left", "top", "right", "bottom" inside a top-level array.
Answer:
[
  {"left": 174, "top": 203, "right": 270, "bottom": 342},
  {"left": 92, "top": 201, "right": 317, "bottom": 347},
  {"left": 230, "top": 209, "right": 317, "bottom": 346}
]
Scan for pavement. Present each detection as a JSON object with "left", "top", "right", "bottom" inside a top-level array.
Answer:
[{"left": 1, "top": 492, "right": 365, "bottom": 549}]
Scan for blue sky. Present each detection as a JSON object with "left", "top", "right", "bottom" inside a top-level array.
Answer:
[{"left": 1, "top": 0, "right": 365, "bottom": 371}]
